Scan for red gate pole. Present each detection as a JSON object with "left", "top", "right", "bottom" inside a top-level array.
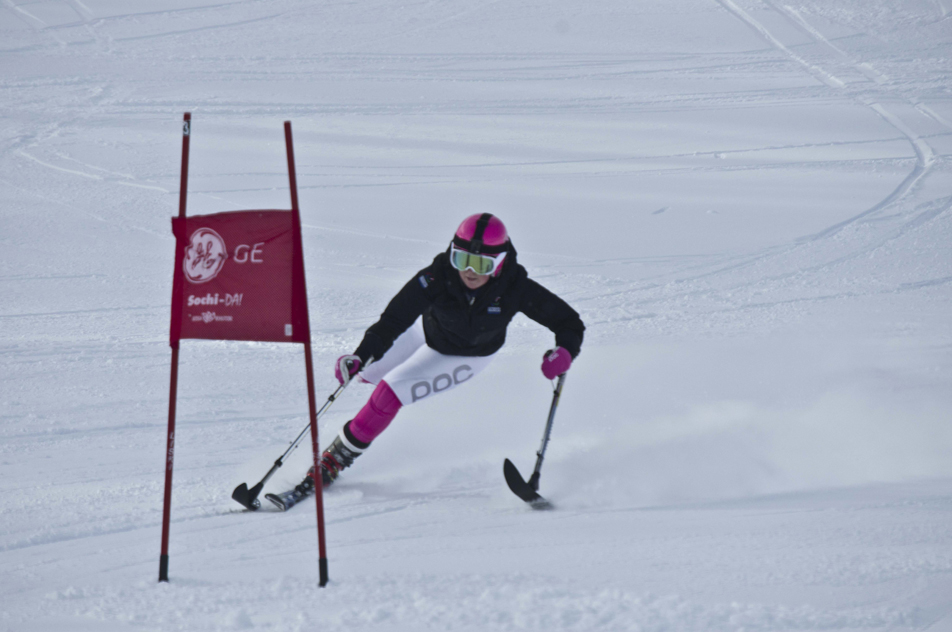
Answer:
[
  {"left": 160, "top": 112, "right": 191, "bottom": 582},
  {"left": 304, "top": 340, "right": 328, "bottom": 586},
  {"left": 284, "top": 121, "right": 329, "bottom": 587}
]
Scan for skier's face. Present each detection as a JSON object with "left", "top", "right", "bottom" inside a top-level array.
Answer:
[{"left": 459, "top": 268, "right": 490, "bottom": 290}]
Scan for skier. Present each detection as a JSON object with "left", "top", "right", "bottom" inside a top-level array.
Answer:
[{"left": 294, "top": 213, "right": 584, "bottom": 497}]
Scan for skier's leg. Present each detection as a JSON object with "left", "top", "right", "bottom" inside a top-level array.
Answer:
[
  {"left": 357, "top": 318, "right": 425, "bottom": 385},
  {"left": 310, "top": 321, "right": 422, "bottom": 487},
  {"left": 316, "top": 344, "right": 496, "bottom": 487},
  {"left": 349, "top": 380, "right": 402, "bottom": 444},
  {"left": 313, "top": 380, "right": 401, "bottom": 486},
  {"left": 381, "top": 345, "right": 496, "bottom": 406}
]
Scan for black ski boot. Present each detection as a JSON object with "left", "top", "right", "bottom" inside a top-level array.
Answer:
[
  {"left": 265, "top": 424, "right": 370, "bottom": 511},
  {"left": 319, "top": 426, "right": 368, "bottom": 485},
  {"left": 305, "top": 421, "right": 369, "bottom": 487}
]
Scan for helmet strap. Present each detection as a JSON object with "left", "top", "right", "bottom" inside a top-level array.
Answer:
[{"left": 469, "top": 213, "right": 493, "bottom": 254}]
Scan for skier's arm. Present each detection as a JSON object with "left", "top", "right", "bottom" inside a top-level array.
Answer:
[
  {"left": 352, "top": 263, "right": 440, "bottom": 364},
  {"left": 519, "top": 279, "right": 585, "bottom": 359}
]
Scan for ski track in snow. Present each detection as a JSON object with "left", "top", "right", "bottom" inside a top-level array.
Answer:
[
  {"left": 558, "top": 0, "right": 952, "bottom": 334},
  {"left": 1, "top": 0, "right": 951, "bottom": 630}
]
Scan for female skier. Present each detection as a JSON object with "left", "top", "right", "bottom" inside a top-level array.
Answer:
[{"left": 301, "top": 213, "right": 584, "bottom": 491}]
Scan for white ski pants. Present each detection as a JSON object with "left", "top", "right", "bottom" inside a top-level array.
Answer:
[{"left": 359, "top": 318, "right": 496, "bottom": 406}]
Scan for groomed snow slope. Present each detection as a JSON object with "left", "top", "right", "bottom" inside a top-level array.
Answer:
[{"left": 1, "top": 0, "right": 951, "bottom": 630}]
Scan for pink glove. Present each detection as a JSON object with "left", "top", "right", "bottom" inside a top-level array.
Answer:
[
  {"left": 334, "top": 354, "right": 362, "bottom": 385},
  {"left": 541, "top": 347, "right": 572, "bottom": 380}
]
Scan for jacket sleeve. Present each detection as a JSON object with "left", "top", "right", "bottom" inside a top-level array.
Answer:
[
  {"left": 518, "top": 278, "right": 585, "bottom": 359},
  {"left": 353, "top": 259, "right": 441, "bottom": 364}
]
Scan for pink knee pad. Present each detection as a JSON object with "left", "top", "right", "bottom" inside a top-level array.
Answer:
[{"left": 348, "top": 380, "right": 402, "bottom": 444}]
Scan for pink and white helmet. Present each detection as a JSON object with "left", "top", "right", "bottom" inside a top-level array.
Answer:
[
  {"left": 450, "top": 213, "right": 510, "bottom": 277},
  {"left": 452, "top": 213, "right": 509, "bottom": 255}
]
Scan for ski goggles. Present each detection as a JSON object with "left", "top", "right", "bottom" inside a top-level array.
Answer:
[{"left": 449, "top": 243, "right": 507, "bottom": 275}]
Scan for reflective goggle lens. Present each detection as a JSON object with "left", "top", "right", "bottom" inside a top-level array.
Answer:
[{"left": 450, "top": 245, "right": 505, "bottom": 275}]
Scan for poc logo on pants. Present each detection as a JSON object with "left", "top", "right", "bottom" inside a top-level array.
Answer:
[{"left": 410, "top": 365, "right": 473, "bottom": 402}]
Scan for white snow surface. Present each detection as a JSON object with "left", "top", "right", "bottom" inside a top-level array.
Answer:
[{"left": 2, "top": 0, "right": 952, "bottom": 630}]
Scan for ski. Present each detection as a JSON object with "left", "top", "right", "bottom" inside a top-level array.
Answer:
[
  {"left": 265, "top": 488, "right": 307, "bottom": 511},
  {"left": 504, "top": 459, "right": 553, "bottom": 510},
  {"left": 265, "top": 476, "right": 314, "bottom": 511}
]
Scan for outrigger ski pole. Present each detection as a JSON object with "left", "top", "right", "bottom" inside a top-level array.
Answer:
[
  {"left": 504, "top": 373, "right": 566, "bottom": 510},
  {"left": 232, "top": 380, "right": 351, "bottom": 511}
]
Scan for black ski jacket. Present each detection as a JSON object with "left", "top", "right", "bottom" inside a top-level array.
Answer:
[{"left": 353, "top": 246, "right": 584, "bottom": 363}]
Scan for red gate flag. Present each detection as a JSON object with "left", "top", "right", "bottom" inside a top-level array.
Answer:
[
  {"left": 170, "top": 210, "right": 309, "bottom": 344},
  {"left": 161, "top": 114, "right": 329, "bottom": 588}
]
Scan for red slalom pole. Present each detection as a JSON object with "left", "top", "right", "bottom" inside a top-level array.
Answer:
[
  {"left": 305, "top": 339, "right": 328, "bottom": 586},
  {"left": 159, "top": 347, "right": 178, "bottom": 583},
  {"left": 284, "top": 121, "right": 329, "bottom": 587},
  {"left": 160, "top": 112, "right": 191, "bottom": 582}
]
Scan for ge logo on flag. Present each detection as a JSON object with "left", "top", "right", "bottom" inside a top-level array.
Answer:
[{"left": 184, "top": 228, "right": 227, "bottom": 284}]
